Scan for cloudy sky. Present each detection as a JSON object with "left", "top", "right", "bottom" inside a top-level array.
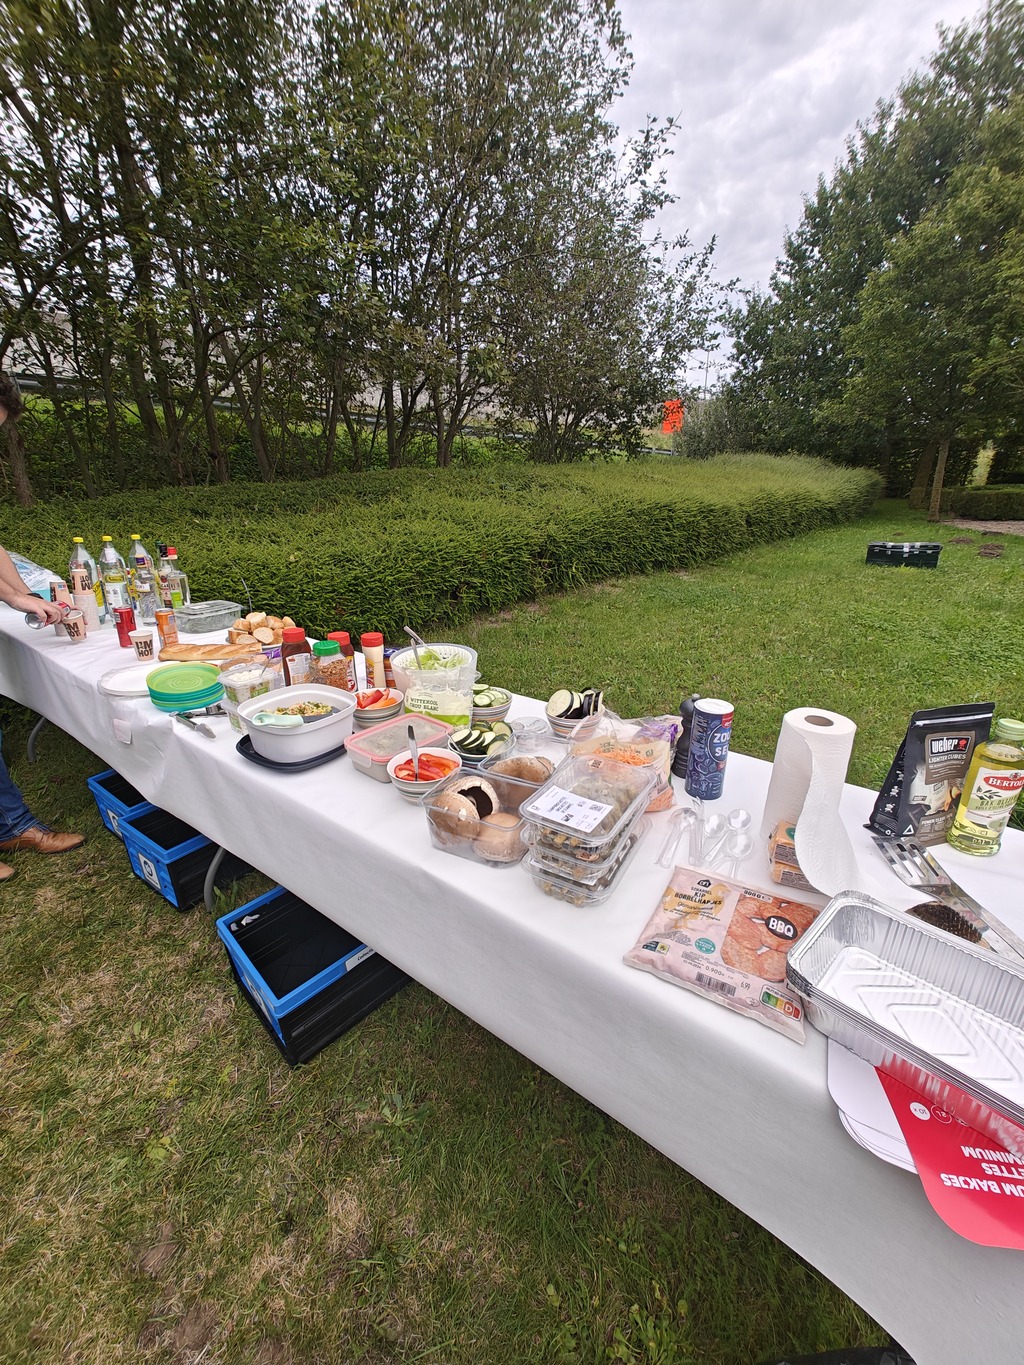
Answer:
[{"left": 612, "top": 0, "right": 988, "bottom": 385}]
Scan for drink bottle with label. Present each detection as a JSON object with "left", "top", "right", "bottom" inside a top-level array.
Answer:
[
  {"left": 98, "top": 536, "right": 131, "bottom": 613},
  {"left": 948, "top": 718, "right": 1024, "bottom": 856},
  {"left": 132, "top": 555, "right": 161, "bottom": 623},
  {"left": 163, "top": 548, "right": 190, "bottom": 608},
  {"left": 69, "top": 536, "right": 106, "bottom": 623}
]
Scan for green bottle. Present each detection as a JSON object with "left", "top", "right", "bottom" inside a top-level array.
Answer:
[{"left": 947, "top": 718, "right": 1024, "bottom": 856}]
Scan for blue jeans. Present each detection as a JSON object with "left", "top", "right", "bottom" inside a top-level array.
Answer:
[{"left": 0, "top": 730, "right": 38, "bottom": 842}]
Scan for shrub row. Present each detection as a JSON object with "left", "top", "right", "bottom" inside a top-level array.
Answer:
[
  {"left": 0, "top": 455, "right": 882, "bottom": 641},
  {"left": 941, "top": 485, "right": 1024, "bottom": 520}
]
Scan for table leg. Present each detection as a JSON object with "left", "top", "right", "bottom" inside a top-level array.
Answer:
[
  {"left": 26, "top": 715, "right": 47, "bottom": 763},
  {"left": 203, "top": 845, "right": 227, "bottom": 913}
]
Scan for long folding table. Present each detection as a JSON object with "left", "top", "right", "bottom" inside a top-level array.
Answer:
[{"left": 2, "top": 608, "right": 1023, "bottom": 1365}]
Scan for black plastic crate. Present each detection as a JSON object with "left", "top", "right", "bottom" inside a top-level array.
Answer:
[
  {"left": 86, "top": 768, "right": 154, "bottom": 840},
  {"left": 120, "top": 807, "right": 252, "bottom": 910},
  {"left": 228, "top": 951, "right": 410, "bottom": 1066},
  {"left": 866, "top": 541, "right": 942, "bottom": 568}
]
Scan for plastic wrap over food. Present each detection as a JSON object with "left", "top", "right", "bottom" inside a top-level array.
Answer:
[
  {"left": 624, "top": 864, "right": 824, "bottom": 1041},
  {"left": 571, "top": 712, "right": 682, "bottom": 812}
]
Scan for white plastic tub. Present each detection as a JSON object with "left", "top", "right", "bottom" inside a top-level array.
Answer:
[{"left": 237, "top": 684, "right": 356, "bottom": 762}]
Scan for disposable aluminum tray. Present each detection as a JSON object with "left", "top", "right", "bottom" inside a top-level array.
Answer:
[{"left": 787, "top": 891, "right": 1024, "bottom": 1147}]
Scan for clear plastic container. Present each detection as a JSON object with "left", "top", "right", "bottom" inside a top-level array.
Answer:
[
  {"left": 519, "top": 754, "right": 659, "bottom": 863},
  {"left": 173, "top": 600, "right": 241, "bottom": 633},
  {"left": 421, "top": 769, "right": 545, "bottom": 867},
  {"left": 523, "top": 814, "right": 648, "bottom": 886},
  {"left": 524, "top": 818, "right": 650, "bottom": 906},
  {"left": 344, "top": 714, "right": 454, "bottom": 781},
  {"left": 218, "top": 659, "right": 279, "bottom": 732}
]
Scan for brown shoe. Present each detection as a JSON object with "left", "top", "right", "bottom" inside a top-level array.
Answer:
[
  {"left": 0, "top": 827, "right": 85, "bottom": 854},
  {"left": 0, "top": 861, "right": 14, "bottom": 881}
]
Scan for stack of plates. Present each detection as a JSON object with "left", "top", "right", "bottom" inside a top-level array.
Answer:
[
  {"left": 827, "top": 1039, "right": 915, "bottom": 1172},
  {"left": 147, "top": 663, "right": 224, "bottom": 713}
]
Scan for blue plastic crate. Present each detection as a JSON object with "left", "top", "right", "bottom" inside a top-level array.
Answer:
[
  {"left": 120, "top": 807, "right": 251, "bottom": 910},
  {"left": 217, "top": 887, "right": 378, "bottom": 1042},
  {"left": 86, "top": 769, "right": 155, "bottom": 840}
]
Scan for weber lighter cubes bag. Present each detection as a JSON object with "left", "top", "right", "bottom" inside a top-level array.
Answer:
[{"left": 867, "top": 703, "right": 994, "bottom": 846}]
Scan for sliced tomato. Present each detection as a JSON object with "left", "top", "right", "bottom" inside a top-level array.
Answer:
[
  {"left": 394, "top": 754, "right": 458, "bottom": 783},
  {"left": 356, "top": 689, "right": 386, "bottom": 708}
]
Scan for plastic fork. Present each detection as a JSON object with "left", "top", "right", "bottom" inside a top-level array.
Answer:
[{"left": 872, "top": 835, "right": 1024, "bottom": 961}]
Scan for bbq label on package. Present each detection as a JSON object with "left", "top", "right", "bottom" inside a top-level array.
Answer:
[{"left": 924, "top": 730, "right": 975, "bottom": 783}]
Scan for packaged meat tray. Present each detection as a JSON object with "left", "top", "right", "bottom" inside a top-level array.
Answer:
[{"left": 624, "top": 865, "right": 824, "bottom": 1041}]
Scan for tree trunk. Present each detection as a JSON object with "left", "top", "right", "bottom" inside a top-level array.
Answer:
[
  {"left": 199, "top": 374, "right": 229, "bottom": 484},
  {"left": 928, "top": 435, "right": 950, "bottom": 523},
  {"left": 1, "top": 421, "right": 34, "bottom": 506},
  {"left": 908, "top": 439, "right": 937, "bottom": 509}
]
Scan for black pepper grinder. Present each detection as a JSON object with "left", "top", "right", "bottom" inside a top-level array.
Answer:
[{"left": 671, "top": 694, "right": 702, "bottom": 778}]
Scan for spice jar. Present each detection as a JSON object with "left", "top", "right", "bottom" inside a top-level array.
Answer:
[
  {"left": 312, "top": 639, "right": 352, "bottom": 691},
  {"left": 327, "top": 631, "right": 358, "bottom": 691},
  {"left": 280, "top": 626, "right": 312, "bottom": 686}
]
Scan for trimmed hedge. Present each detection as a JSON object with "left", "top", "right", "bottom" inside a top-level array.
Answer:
[
  {"left": 941, "top": 485, "right": 1024, "bottom": 519},
  {"left": 0, "top": 455, "right": 881, "bottom": 640}
]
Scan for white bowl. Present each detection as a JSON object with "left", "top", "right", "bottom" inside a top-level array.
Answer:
[
  {"left": 237, "top": 683, "right": 356, "bottom": 762},
  {"left": 390, "top": 644, "right": 478, "bottom": 697},
  {"left": 386, "top": 746, "right": 462, "bottom": 801}
]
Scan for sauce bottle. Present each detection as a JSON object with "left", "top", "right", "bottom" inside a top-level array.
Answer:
[
  {"left": 327, "top": 631, "right": 358, "bottom": 691},
  {"left": 360, "top": 631, "right": 386, "bottom": 689},
  {"left": 280, "top": 626, "right": 312, "bottom": 687},
  {"left": 948, "top": 718, "right": 1024, "bottom": 856}
]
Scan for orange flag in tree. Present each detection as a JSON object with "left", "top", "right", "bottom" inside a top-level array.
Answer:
[{"left": 662, "top": 399, "right": 684, "bottom": 434}]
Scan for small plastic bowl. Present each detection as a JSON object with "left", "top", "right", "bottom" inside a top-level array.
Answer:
[
  {"left": 386, "top": 747, "right": 462, "bottom": 801},
  {"left": 352, "top": 688, "right": 404, "bottom": 727}
]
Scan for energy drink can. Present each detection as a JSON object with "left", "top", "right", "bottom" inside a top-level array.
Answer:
[
  {"left": 113, "top": 605, "right": 137, "bottom": 648},
  {"left": 684, "top": 698, "right": 734, "bottom": 801},
  {"left": 155, "top": 608, "right": 178, "bottom": 648}
]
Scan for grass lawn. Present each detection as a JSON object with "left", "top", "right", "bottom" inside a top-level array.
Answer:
[{"left": 1, "top": 500, "right": 1020, "bottom": 1364}]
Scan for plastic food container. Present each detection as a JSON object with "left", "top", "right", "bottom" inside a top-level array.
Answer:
[
  {"left": 173, "top": 600, "right": 243, "bottom": 634},
  {"left": 523, "top": 816, "right": 648, "bottom": 886},
  {"left": 389, "top": 643, "right": 478, "bottom": 697},
  {"left": 525, "top": 818, "right": 650, "bottom": 906},
  {"left": 421, "top": 769, "right": 545, "bottom": 867},
  {"left": 237, "top": 684, "right": 356, "bottom": 762},
  {"left": 520, "top": 754, "right": 659, "bottom": 863},
  {"left": 787, "top": 890, "right": 1024, "bottom": 1147},
  {"left": 219, "top": 659, "right": 279, "bottom": 732},
  {"left": 386, "top": 747, "right": 461, "bottom": 802},
  {"left": 344, "top": 714, "right": 454, "bottom": 781}
]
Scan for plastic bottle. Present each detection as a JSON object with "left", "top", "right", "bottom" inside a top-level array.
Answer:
[
  {"left": 98, "top": 536, "right": 131, "bottom": 613},
  {"left": 327, "top": 631, "right": 358, "bottom": 691},
  {"left": 70, "top": 537, "right": 106, "bottom": 623},
  {"left": 280, "top": 626, "right": 312, "bottom": 687},
  {"left": 132, "top": 555, "right": 161, "bottom": 623},
  {"left": 128, "top": 534, "right": 153, "bottom": 572},
  {"left": 948, "top": 718, "right": 1024, "bottom": 856},
  {"left": 360, "top": 631, "right": 386, "bottom": 689},
  {"left": 163, "top": 548, "right": 191, "bottom": 608}
]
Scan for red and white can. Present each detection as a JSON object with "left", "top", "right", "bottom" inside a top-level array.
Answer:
[{"left": 113, "top": 605, "right": 137, "bottom": 648}]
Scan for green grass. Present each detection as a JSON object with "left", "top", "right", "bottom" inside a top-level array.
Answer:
[{"left": 2, "top": 500, "right": 1020, "bottom": 1364}]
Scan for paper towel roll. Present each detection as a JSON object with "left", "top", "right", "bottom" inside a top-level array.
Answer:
[{"left": 760, "top": 707, "right": 862, "bottom": 896}]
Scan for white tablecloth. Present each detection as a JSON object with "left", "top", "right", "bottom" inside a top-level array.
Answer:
[{"left": 3, "top": 609, "right": 1023, "bottom": 1365}]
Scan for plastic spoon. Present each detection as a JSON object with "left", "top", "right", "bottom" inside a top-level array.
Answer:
[
  {"left": 408, "top": 723, "right": 419, "bottom": 780},
  {"left": 701, "top": 813, "right": 729, "bottom": 864},
  {"left": 656, "top": 806, "right": 697, "bottom": 868},
  {"left": 717, "top": 830, "right": 756, "bottom": 878}
]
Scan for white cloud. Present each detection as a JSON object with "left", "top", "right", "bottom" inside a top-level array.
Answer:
[{"left": 612, "top": 0, "right": 988, "bottom": 383}]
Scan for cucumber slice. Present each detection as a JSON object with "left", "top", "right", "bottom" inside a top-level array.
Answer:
[
  {"left": 450, "top": 727, "right": 475, "bottom": 747},
  {"left": 486, "top": 736, "right": 509, "bottom": 755},
  {"left": 490, "top": 720, "right": 513, "bottom": 737}
]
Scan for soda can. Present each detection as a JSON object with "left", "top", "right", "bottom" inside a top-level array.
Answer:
[
  {"left": 25, "top": 594, "right": 62, "bottom": 629},
  {"left": 113, "top": 605, "right": 137, "bottom": 648},
  {"left": 684, "top": 698, "right": 734, "bottom": 802},
  {"left": 155, "top": 608, "right": 178, "bottom": 648}
]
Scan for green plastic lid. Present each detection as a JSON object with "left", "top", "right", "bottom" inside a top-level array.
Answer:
[
  {"left": 993, "top": 718, "right": 1024, "bottom": 743},
  {"left": 313, "top": 640, "right": 340, "bottom": 657}
]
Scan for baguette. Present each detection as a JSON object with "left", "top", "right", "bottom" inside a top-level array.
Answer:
[{"left": 158, "top": 641, "right": 264, "bottom": 663}]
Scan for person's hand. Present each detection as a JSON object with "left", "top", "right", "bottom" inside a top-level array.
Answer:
[{"left": 16, "top": 594, "right": 64, "bottom": 625}]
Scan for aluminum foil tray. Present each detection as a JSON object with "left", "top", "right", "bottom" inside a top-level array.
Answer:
[{"left": 787, "top": 891, "right": 1024, "bottom": 1145}]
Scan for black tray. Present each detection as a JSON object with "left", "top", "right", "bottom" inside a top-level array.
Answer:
[{"left": 235, "top": 734, "right": 348, "bottom": 772}]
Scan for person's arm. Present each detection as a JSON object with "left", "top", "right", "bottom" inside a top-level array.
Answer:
[{"left": 0, "top": 546, "right": 63, "bottom": 623}]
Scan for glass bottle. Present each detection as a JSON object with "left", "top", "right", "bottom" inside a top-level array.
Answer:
[
  {"left": 98, "top": 535, "right": 131, "bottom": 613},
  {"left": 163, "top": 547, "right": 191, "bottom": 608},
  {"left": 948, "top": 718, "right": 1024, "bottom": 856}
]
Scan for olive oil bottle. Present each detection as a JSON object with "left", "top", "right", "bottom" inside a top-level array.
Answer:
[{"left": 948, "top": 718, "right": 1024, "bottom": 856}]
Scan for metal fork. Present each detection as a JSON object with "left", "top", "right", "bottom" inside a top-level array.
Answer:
[{"left": 872, "top": 835, "right": 1024, "bottom": 961}]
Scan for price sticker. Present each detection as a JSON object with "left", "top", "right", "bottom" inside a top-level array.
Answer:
[{"left": 529, "top": 785, "right": 614, "bottom": 834}]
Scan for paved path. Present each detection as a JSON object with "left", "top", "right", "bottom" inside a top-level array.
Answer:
[{"left": 943, "top": 517, "right": 1024, "bottom": 537}]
